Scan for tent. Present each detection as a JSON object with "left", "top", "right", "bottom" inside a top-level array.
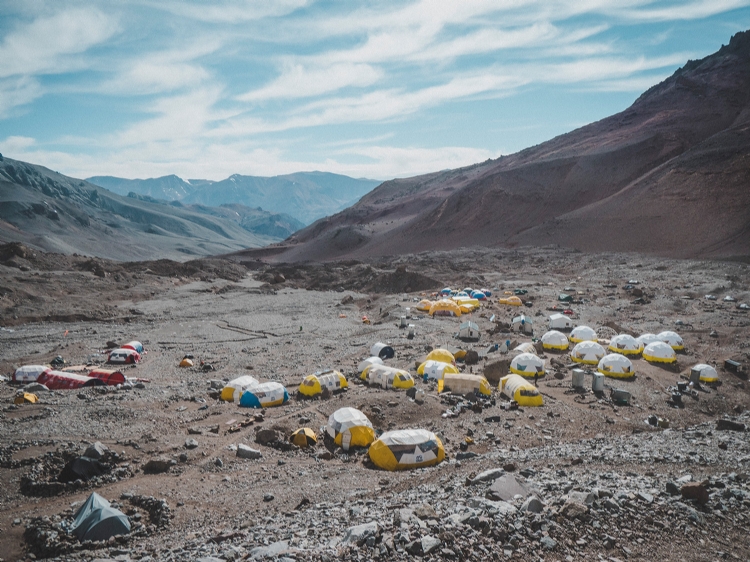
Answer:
[
  {"left": 299, "top": 370, "right": 348, "bottom": 397},
  {"left": 239, "top": 381, "right": 289, "bottom": 408},
  {"left": 453, "top": 296, "right": 480, "bottom": 309},
  {"left": 471, "top": 290, "right": 487, "bottom": 301},
  {"left": 608, "top": 334, "right": 643, "bottom": 356},
  {"left": 326, "top": 407, "right": 375, "bottom": 450},
  {"left": 221, "top": 375, "right": 259, "bottom": 402},
  {"left": 691, "top": 363, "right": 718, "bottom": 383},
  {"left": 418, "top": 360, "right": 459, "bottom": 381},
  {"left": 481, "top": 288, "right": 492, "bottom": 297},
  {"left": 59, "top": 456, "right": 107, "bottom": 483},
  {"left": 541, "top": 330, "right": 569, "bottom": 351},
  {"left": 37, "top": 370, "right": 104, "bottom": 390},
  {"left": 71, "top": 492, "right": 130, "bottom": 542},
  {"left": 570, "top": 325, "right": 597, "bottom": 343},
  {"left": 457, "top": 321, "right": 480, "bottom": 341},
  {"left": 657, "top": 331, "right": 684, "bottom": 351},
  {"left": 438, "top": 373, "right": 492, "bottom": 396},
  {"left": 513, "top": 342, "right": 537, "bottom": 354},
  {"left": 290, "top": 427, "right": 317, "bottom": 447},
  {"left": 121, "top": 341, "right": 144, "bottom": 354},
  {"left": 597, "top": 353, "right": 635, "bottom": 378},
  {"left": 510, "top": 353, "right": 545, "bottom": 378},
  {"left": 362, "top": 365, "right": 415, "bottom": 389},
  {"left": 87, "top": 369, "right": 127, "bottom": 386},
  {"left": 358, "top": 356, "right": 384, "bottom": 375},
  {"left": 642, "top": 341, "right": 677, "bottom": 364},
  {"left": 511, "top": 315, "right": 533, "bottom": 335},
  {"left": 370, "top": 342, "right": 395, "bottom": 360},
  {"left": 636, "top": 333, "right": 661, "bottom": 347},
  {"left": 179, "top": 358, "right": 193, "bottom": 367},
  {"left": 499, "top": 296, "right": 523, "bottom": 306},
  {"left": 107, "top": 348, "right": 140, "bottom": 364},
  {"left": 416, "top": 299, "right": 433, "bottom": 312},
  {"left": 12, "top": 365, "right": 49, "bottom": 383},
  {"left": 440, "top": 287, "right": 452, "bottom": 296},
  {"left": 429, "top": 299, "right": 462, "bottom": 317},
  {"left": 426, "top": 348, "right": 456, "bottom": 365},
  {"left": 14, "top": 392, "right": 38, "bottom": 405},
  {"left": 499, "top": 374, "right": 543, "bottom": 407},
  {"left": 368, "top": 429, "right": 445, "bottom": 471},
  {"left": 549, "top": 313, "right": 574, "bottom": 330},
  {"left": 570, "top": 341, "right": 606, "bottom": 365}
]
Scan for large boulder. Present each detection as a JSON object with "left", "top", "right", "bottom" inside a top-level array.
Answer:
[
  {"left": 488, "top": 474, "right": 530, "bottom": 501},
  {"left": 143, "top": 457, "right": 176, "bottom": 474},
  {"left": 237, "top": 444, "right": 262, "bottom": 460}
]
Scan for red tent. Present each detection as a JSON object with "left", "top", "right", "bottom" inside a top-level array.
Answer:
[
  {"left": 88, "top": 369, "right": 127, "bottom": 386},
  {"left": 107, "top": 348, "right": 140, "bottom": 364},
  {"left": 37, "top": 370, "right": 105, "bottom": 390}
]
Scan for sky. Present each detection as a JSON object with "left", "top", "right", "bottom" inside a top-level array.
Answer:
[{"left": 0, "top": 1, "right": 749, "bottom": 182}]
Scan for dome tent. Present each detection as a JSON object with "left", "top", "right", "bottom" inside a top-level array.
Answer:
[
  {"left": 13, "top": 365, "right": 49, "bottom": 383},
  {"left": 358, "top": 356, "right": 384, "bottom": 374},
  {"left": 570, "top": 326, "right": 598, "bottom": 344},
  {"left": 642, "top": 341, "right": 677, "bottom": 364},
  {"left": 636, "top": 333, "right": 661, "bottom": 347},
  {"left": 657, "top": 331, "right": 684, "bottom": 351},
  {"left": 425, "top": 348, "right": 456, "bottom": 365},
  {"left": 87, "top": 368, "right": 127, "bottom": 386},
  {"left": 510, "top": 353, "right": 546, "bottom": 378},
  {"left": 299, "top": 370, "right": 348, "bottom": 397},
  {"left": 571, "top": 341, "right": 606, "bottom": 365},
  {"left": 429, "top": 299, "right": 462, "bottom": 317},
  {"left": 499, "top": 296, "right": 523, "bottom": 306},
  {"left": 418, "top": 360, "right": 459, "bottom": 381},
  {"left": 327, "top": 407, "right": 375, "bottom": 450},
  {"left": 290, "top": 428, "right": 317, "bottom": 447},
  {"left": 499, "top": 374, "right": 543, "bottom": 407},
  {"left": 691, "top": 363, "right": 718, "bottom": 383},
  {"left": 438, "top": 373, "right": 492, "bottom": 396},
  {"left": 121, "top": 341, "right": 144, "bottom": 354},
  {"left": 541, "top": 330, "right": 569, "bottom": 351},
  {"left": 362, "top": 364, "right": 415, "bottom": 389},
  {"left": 107, "top": 348, "right": 140, "bottom": 364},
  {"left": 368, "top": 429, "right": 445, "bottom": 471},
  {"left": 598, "top": 354, "right": 635, "bottom": 379},
  {"left": 71, "top": 492, "right": 130, "bottom": 543},
  {"left": 221, "top": 375, "right": 259, "bottom": 402},
  {"left": 608, "top": 334, "right": 643, "bottom": 356},
  {"left": 416, "top": 299, "right": 433, "bottom": 312},
  {"left": 239, "top": 381, "right": 289, "bottom": 408}
]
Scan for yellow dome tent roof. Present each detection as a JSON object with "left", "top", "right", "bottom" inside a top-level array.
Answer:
[
  {"left": 290, "top": 427, "right": 317, "bottom": 447},
  {"left": 642, "top": 341, "right": 677, "bottom": 364},
  {"left": 326, "top": 407, "right": 375, "bottom": 450},
  {"left": 220, "top": 375, "right": 259, "bottom": 402},
  {"left": 499, "top": 374, "right": 543, "bottom": 407},
  {"left": 418, "top": 360, "right": 459, "bottom": 380},
  {"left": 179, "top": 358, "right": 193, "bottom": 368},
  {"left": 425, "top": 348, "right": 455, "bottom": 365},
  {"left": 368, "top": 429, "right": 445, "bottom": 471},
  {"left": 499, "top": 296, "right": 523, "bottom": 306},
  {"left": 597, "top": 353, "right": 635, "bottom": 378},
  {"left": 541, "top": 330, "right": 569, "bottom": 351},
  {"left": 571, "top": 341, "right": 606, "bottom": 365},
  {"left": 299, "top": 370, "right": 348, "bottom": 397},
  {"left": 608, "top": 334, "right": 643, "bottom": 356},
  {"left": 416, "top": 299, "right": 434, "bottom": 312},
  {"left": 429, "top": 299, "right": 462, "bottom": 317},
  {"left": 510, "top": 353, "right": 546, "bottom": 378}
]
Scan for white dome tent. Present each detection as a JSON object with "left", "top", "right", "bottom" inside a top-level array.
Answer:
[
  {"left": 597, "top": 354, "right": 635, "bottom": 378},
  {"left": 642, "top": 341, "right": 677, "bottom": 364},
  {"left": 657, "top": 331, "right": 684, "bottom": 351},
  {"left": 608, "top": 334, "right": 643, "bottom": 356},
  {"left": 691, "top": 364, "right": 718, "bottom": 383},
  {"left": 541, "top": 330, "right": 569, "bottom": 351},
  {"left": 510, "top": 353, "right": 546, "bottom": 378},
  {"left": 636, "top": 333, "right": 661, "bottom": 347},
  {"left": 571, "top": 341, "right": 606, "bottom": 365},
  {"left": 570, "top": 326, "right": 598, "bottom": 344}
]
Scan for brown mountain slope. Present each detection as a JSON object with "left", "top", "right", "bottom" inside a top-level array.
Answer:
[{"left": 230, "top": 30, "right": 750, "bottom": 264}]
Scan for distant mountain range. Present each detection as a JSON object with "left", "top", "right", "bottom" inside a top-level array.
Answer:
[
  {"left": 230, "top": 29, "right": 750, "bottom": 263},
  {"left": 87, "top": 172, "right": 382, "bottom": 225},
  {"left": 0, "top": 157, "right": 305, "bottom": 261}
]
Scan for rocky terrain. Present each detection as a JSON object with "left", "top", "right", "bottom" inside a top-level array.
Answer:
[
  {"left": 0, "top": 242, "right": 749, "bottom": 561},
  {"left": 237, "top": 30, "right": 750, "bottom": 264}
]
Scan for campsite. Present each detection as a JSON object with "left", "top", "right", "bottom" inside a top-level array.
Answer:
[{"left": 1, "top": 243, "right": 749, "bottom": 561}]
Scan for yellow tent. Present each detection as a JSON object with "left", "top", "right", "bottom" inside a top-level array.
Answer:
[
  {"left": 179, "top": 358, "right": 193, "bottom": 368},
  {"left": 416, "top": 299, "right": 434, "bottom": 312},
  {"left": 290, "top": 427, "right": 317, "bottom": 447},
  {"left": 14, "top": 392, "right": 38, "bottom": 405},
  {"left": 368, "top": 429, "right": 445, "bottom": 471},
  {"left": 499, "top": 375, "right": 543, "bottom": 407},
  {"left": 326, "top": 407, "right": 375, "bottom": 450},
  {"left": 417, "top": 360, "right": 459, "bottom": 380},
  {"left": 438, "top": 373, "right": 492, "bottom": 396},
  {"left": 362, "top": 365, "right": 415, "bottom": 390},
  {"left": 429, "top": 299, "right": 462, "bottom": 317},
  {"left": 499, "top": 296, "right": 523, "bottom": 306},
  {"left": 220, "top": 375, "right": 259, "bottom": 401},
  {"left": 299, "top": 370, "right": 348, "bottom": 397},
  {"left": 425, "top": 348, "right": 456, "bottom": 365}
]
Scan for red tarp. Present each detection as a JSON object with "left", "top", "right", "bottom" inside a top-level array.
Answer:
[
  {"left": 88, "top": 369, "right": 127, "bottom": 386},
  {"left": 37, "top": 370, "right": 105, "bottom": 390}
]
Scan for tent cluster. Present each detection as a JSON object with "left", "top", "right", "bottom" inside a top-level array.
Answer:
[
  {"left": 12, "top": 363, "right": 131, "bottom": 391},
  {"left": 418, "top": 287, "right": 489, "bottom": 318}
]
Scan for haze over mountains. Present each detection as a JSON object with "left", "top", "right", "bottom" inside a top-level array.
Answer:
[
  {"left": 232, "top": 30, "right": 750, "bottom": 264},
  {"left": 87, "top": 172, "right": 381, "bottom": 225}
]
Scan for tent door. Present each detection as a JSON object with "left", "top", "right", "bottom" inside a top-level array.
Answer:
[{"left": 342, "top": 431, "right": 351, "bottom": 451}]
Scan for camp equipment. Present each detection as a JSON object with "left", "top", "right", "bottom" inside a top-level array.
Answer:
[
  {"left": 371, "top": 342, "right": 395, "bottom": 359},
  {"left": 471, "top": 290, "right": 487, "bottom": 301},
  {"left": 571, "top": 369, "right": 586, "bottom": 389},
  {"left": 592, "top": 372, "right": 605, "bottom": 392},
  {"left": 71, "top": 492, "right": 130, "bottom": 542},
  {"left": 597, "top": 354, "right": 635, "bottom": 378},
  {"left": 14, "top": 392, "right": 38, "bottom": 405},
  {"left": 570, "top": 341, "right": 606, "bottom": 365},
  {"left": 12, "top": 365, "right": 49, "bottom": 383},
  {"left": 179, "top": 358, "right": 193, "bottom": 367},
  {"left": 239, "top": 381, "right": 289, "bottom": 408},
  {"left": 657, "top": 331, "right": 684, "bottom": 351},
  {"left": 541, "top": 330, "right": 569, "bottom": 351},
  {"left": 429, "top": 299, "right": 462, "bottom": 317},
  {"left": 362, "top": 365, "right": 415, "bottom": 389},
  {"left": 368, "top": 429, "right": 445, "bottom": 471},
  {"left": 438, "top": 373, "right": 492, "bottom": 396},
  {"left": 418, "top": 360, "right": 459, "bottom": 381},
  {"left": 642, "top": 341, "right": 677, "bottom": 364},
  {"left": 326, "top": 407, "right": 375, "bottom": 450},
  {"left": 611, "top": 388, "right": 631, "bottom": 405},
  {"left": 570, "top": 326, "right": 597, "bottom": 343},
  {"left": 608, "top": 334, "right": 643, "bottom": 355},
  {"left": 290, "top": 428, "right": 317, "bottom": 447},
  {"left": 499, "top": 374, "right": 543, "bottom": 406},
  {"left": 299, "top": 370, "right": 348, "bottom": 397},
  {"left": 36, "top": 370, "right": 105, "bottom": 390},
  {"left": 221, "top": 375, "right": 259, "bottom": 401},
  {"left": 121, "top": 341, "right": 144, "bottom": 354},
  {"left": 549, "top": 313, "right": 574, "bottom": 330},
  {"left": 691, "top": 363, "right": 718, "bottom": 383},
  {"left": 510, "top": 353, "right": 545, "bottom": 378}
]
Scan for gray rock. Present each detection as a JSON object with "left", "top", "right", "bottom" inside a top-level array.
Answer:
[
  {"left": 567, "top": 491, "right": 595, "bottom": 506},
  {"left": 249, "top": 540, "right": 289, "bottom": 559},
  {"left": 540, "top": 536, "right": 557, "bottom": 550},
  {"left": 422, "top": 535, "right": 441, "bottom": 555},
  {"left": 637, "top": 491, "right": 654, "bottom": 503},
  {"left": 405, "top": 540, "right": 423, "bottom": 555},
  {"left": 255, "top": 428, "right": 283, "bottom": 445},
  {"left": 343, "top": 521, "right": 379, "bottom": 544},
  {"left": 209, "top": 380, "right": 224, "bottom": 390},
  {"left": 413, "top": 503, "right": 438, "bottom": 520},
  {"left": 489, "top": 474, "right": 530, "bottom": 501},
  {"left": 143, "top": 457, "right": 176, "bottom": 474},
  {"left": 468, "top": 497, "right": 517, "bottom": 517},
  {"left": 84, "top": 441, "right": 108, "bottom": 460},
  {"left": 666, "top": 481, "right": 680, "bottom": 496},
  {"left": 469, "top": 468, "right": 505, "bottom": 484},
  {"left": 603, "top": 498, "right": 620, "bottom": 511},
  {"left": 22, "top": 382, "right": 49, "bottom": 393},
  {"left": 521, "top": 496, "right": 543, "bottom": 513},
  {"left": 237, "top": 444, "right": 262, "bottom": 460},
  {"left": 185, "top": 438, "right": 199, "bottom": 449},
  {"left": 455, "top": 451, "right": 479, "bottom": 460},
  {"left": 561, "top": 500, "right": 589, "bottom": 519},
  {"left": 197, "top": 558, "right": 226, "bottom": 562}
]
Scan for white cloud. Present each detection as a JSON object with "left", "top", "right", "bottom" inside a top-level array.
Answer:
[
  {"left": 0, "top": 76, "right": 42, "bottom": 117},
  {"left": 149, "top": 0, "right": 309, "bottom": 23},
  {"left": 0, "top": 8, "right": 118, "bottom": 78}
]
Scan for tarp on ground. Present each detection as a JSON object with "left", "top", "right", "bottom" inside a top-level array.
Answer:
[
  {"left": 369, "top": 429, "right": 445, "bottom": 471},
  {"left": 37, "top": 370, "right": 105, "bottom": 390},
  {"left": 221, "top": 375, "right": 259, "bottom": 401},
  {"left": 326, "top": 407, "right": 375, "bottom": 450},
  {"left": 71, "top": 492, "right": 130, "bottom": 542},
  {"left": 239, "top": 381, "right": 289, "bottom": 408},
  {"left": 12, "top": 365, "right": 50, "bottom": 383},
  {"left": 299, "top": 370, "right": 348, "bottom": 397},
  {"left": 438, "top": 373, "right": 492, "bottom": 396},
  {"left": 499, "top": 374, "right": 543, "bottom": 407}
]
